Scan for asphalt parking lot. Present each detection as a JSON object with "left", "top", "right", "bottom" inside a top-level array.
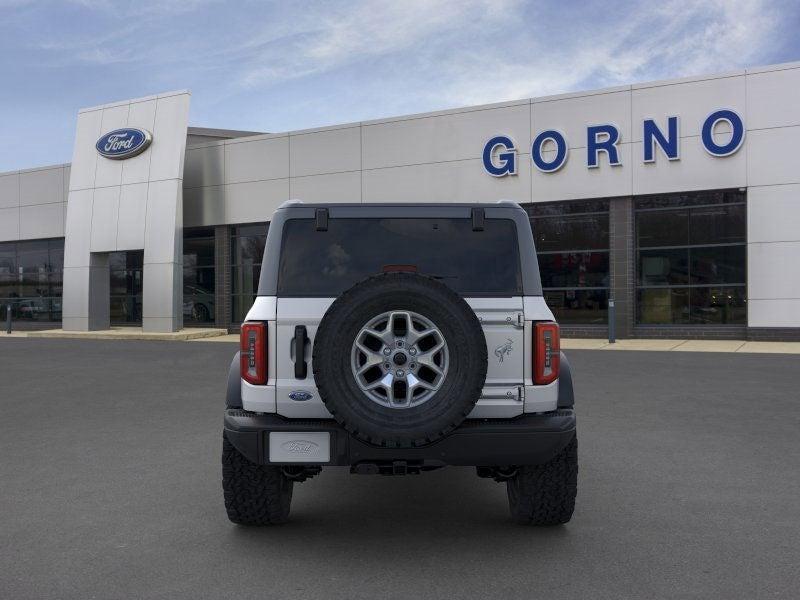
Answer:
[{"left": 0, "top": 338, "right": 798, "bottom": 599}]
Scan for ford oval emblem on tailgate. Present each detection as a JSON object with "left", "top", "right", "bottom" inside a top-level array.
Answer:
[
  {"left": 281, "top": 440, "right": 319, "bottom": 454},
  {"left": 289, "top": 390, "right": 313, "bottom": 401}
]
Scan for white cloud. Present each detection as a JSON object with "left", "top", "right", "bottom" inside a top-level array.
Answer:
[
  {"left": 18, "top": 0, "right": 784, "bottom": 101},
  {"left": 236, "top": 0, "right": 519, "bottom": 88},
  {"left": 212, "top": 0, "right": 784, "bottom": 115},
  {"left": 433, "top": 0, "right": 782, "bottom": 106}
]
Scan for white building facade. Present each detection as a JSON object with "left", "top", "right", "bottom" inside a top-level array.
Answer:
[{"left": 0, "top": 61, "right": 798, "bottom": 339}]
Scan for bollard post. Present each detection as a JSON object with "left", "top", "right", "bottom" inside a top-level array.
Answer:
[
  {"left": 5, "top": 304, "right": 11, "bottom": 334},
  {"left": 608, "top": 298, "right": 615, "bottom": 344}
]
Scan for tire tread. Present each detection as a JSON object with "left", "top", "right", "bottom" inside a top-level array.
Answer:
[
  {"left": 507, "top": 435, "right": 578, "bottom": 525},
  {"left": 313, "top": 273, "right": 486, "bottom": 449},
  {"left": 222, "top": 433, "right": 293, "bottom": 525}
]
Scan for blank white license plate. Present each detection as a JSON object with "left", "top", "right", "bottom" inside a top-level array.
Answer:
[{"left": 269, "top": 432, "right": 330, "bottom": 463}]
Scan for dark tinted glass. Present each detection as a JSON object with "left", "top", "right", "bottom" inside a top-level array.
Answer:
[
  {"left": 48, "top": 241, "right": 64, "bottom": 271},
  {"left": 234, "top": 224, "right": 268, "bottom": 238},
  {"left": 183, "top": 266, "right": 215, "bottom": 292},
  {"left": 689, "top": 286, "right": 746, "bottom": 324},
  {"left": 110, "top": 294, "right": 142, "bottom": 324},
  {"left": 532, "top": 214, "right": 609, "bottom": 252},
  {"left": 233, "top": 265, "right": 260, "bottom": 296},
  {"left": 184, "top": 227, "right": 214, "bottom": 239},
  {"left": 0, "top": 273, "right": 16, "bottom": 297},
  {"left": 184, "top": 296, "right": 214, "bottom": 323},
  {"left": 690, "top": 246, "right": 746, "bottom": 285},
  {"left": 18, "top": 243, "right": 49, "bottom": 273},
  {"left": 184, "top": 262, "right": 215, "bottom": 324},
  {"left": 637, "top": 288, "right": 690, "bottom": 324},
  {"left": 689, "top": 204, "right": 746, "bottom": 245},
  {"left": 109, "top": 250, "right": 144, "bottom": 270},
  {"left": 109, "top": 251, "right": 144, "bottom": 324},
  {"left": 232, "top": 295, "right": 253, "bottom": 323},
  {"left": 0, "top": 243, "right": 16, "bottom": 272},
  {"left": 525, "top": 199, "right": 610, "bottom": 216},
  {"left": 230, "top": 223, "right": 269, "bottom": 322},
  {"left": 278, "top": 218, "right": 522, "bottom": 296},
  {"left": 543, "top": 289, "right": 608, "bottom": 324},
  {"left": 538, "top": 252, "right": 610, "bottom": 288},
  {"left": 183, "top": 236, "right": 215, "bottom": 268},
  {"left": 635, "top": 189, "right": 745, "bottom": 210},
  {"left": 638, "top": 249, "right": 689, "bottom": 286},
  {"left": 233, "top": 237, "right": 265, "bottom": 265},
  {"left": 232, "top": 224, "right": 268, "bottom": 265},
  {"left": 634, "top": 190, "right": 746, "bottom": 325},
  {"left": 637, "top": 210, "right": 688, "bottom": 247},
  {"left": 0, "top": 239, "right": 64, "bottom": 322}
]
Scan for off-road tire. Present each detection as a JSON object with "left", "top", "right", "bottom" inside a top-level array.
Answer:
[
  {"left": 313, "top": 272, "right": 487, "bottom": 448},
  {"left": 507, "top": 434, "right": 578, "bottom": 525},
  {"left": 222, "top": 432, "right": 293, "bottom": 525}
]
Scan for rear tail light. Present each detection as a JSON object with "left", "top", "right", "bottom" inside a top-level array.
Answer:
[
  {"left": 533, "top": 322, "right": 560, "bottom": 385},
  {"left": 240, "top": 322, "right": 267, "bottom": 385}
]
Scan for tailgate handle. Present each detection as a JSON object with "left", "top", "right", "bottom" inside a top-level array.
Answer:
[{"left": 293, "top": 325, "right": 309, "bottom": 379}]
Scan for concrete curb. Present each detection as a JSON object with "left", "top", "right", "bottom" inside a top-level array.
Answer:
[
  {"left": 2, "top": 331, "right": 798, "bottom": 353},
  {"left": 561, "top": 339, "right": 800, "bottom": 354},
  {"left": 7, "top": 327, "right": 228, "bottom": 341}
]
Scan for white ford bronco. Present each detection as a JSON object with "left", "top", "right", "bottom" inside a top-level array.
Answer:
[{"left": 223, "top": 202, "right": 577, "bottom": 525}]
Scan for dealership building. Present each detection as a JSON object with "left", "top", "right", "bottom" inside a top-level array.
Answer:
[{"left": 1, "top": 61, "right": 799, "bottom": 339}]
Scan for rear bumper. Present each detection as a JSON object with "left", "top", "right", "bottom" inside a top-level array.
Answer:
[{"left": 223, "top": 408, "right": 576, "bottom": 468}]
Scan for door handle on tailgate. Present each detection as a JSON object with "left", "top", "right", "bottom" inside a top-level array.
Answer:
[{"left": 294, "top": 325, "right": 308, "bottom": 379}]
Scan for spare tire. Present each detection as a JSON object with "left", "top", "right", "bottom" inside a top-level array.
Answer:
[{"left": 313, "top": 272, "right": 487, "bottom": 448}]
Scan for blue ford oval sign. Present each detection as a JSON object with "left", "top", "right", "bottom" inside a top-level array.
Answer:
[
  {"left": 96, "top": 128, "right": 152, "bottom": 160},
  {"left": 288, "top": 390, "right": 313, "bottom": 402}
]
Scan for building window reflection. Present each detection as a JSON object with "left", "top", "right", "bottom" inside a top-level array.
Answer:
[
  {"left": 524, "top": 200, "right": 610, "bottom": 325},
  {"left": 635, "top": 190, "right": 746, "bottom": 325},
  {"left": 109, "top": 251, "right": 143, "bottom": 325},
  {"left": 183, "top": 228, "right": 216, "bottom": 325},
  {"left": 231, "top": 223, "right": 269, "bottom": 323},
  {"left": 0, "top": 238, "right": 64, "bottom": 323}
]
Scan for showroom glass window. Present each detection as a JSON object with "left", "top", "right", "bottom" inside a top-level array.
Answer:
[
  {"left": 524, "top": 200, "right": 610, "bottom": 324},
  {"left": 0, "top": 238, "right": 64, "bottom": 322},
  {"left": 635, "top": 190, "right": 746, "bottom": 325},
  {"left": 109, "top": 251, "right": 143, "bottom": 325},
  {"left": 231, "top": 223, "right": 269, "bottom": 323},
  {"left": 183, "top": 228, "right": 215, "bottom": 325}
]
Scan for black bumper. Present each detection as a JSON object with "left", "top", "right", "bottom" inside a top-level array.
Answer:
[{"left": 224, "top": 409, "right": 576, "bottom": 468}]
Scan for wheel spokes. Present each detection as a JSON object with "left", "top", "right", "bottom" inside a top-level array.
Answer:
[
  {"left": 406, "top": 327, "right": 436, "bottom": 346},
  {"left": 351, "top": 310, "right": 448, "bottom": 409},
  {"left": 388, "top": 311, "right": 412, "bottom": 337}
]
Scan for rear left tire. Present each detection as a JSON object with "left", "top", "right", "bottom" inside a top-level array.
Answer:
[
  {"left": 507, "top": 434, "right": 578, "bottom": 525},
  {"left": 222, "top": 432, "right": 293, "bottom": 525}
]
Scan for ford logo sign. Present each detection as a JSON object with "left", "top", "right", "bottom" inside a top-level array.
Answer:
[
  {"left": 289, "top": 390, "right": 313, "bottom": 402},
  {"left": 281, "top": 440, "right": 319, "bottom": 454},
  {"left": 96, "top": 128, "right": 152, "bottom": 160}
]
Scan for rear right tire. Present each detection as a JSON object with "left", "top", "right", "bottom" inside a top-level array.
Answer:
[
  {"left": 222, "top": 432, "right": 293, "bottom": 525},
  {"left": 507, "top": 434, "right": 578, "bottom": 525}
]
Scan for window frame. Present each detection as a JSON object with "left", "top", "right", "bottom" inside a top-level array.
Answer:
[
  {"left": 230, "top": 222, "right": 269, "bottom": 323},
  {"left": 0, "top": 238, "right": 65, "bottom": 322},
  {"left": 634, "top": 190, "right": 747, "bottom": 326},
  {"left": 525, "top": 200, "right": 611, "bottom": 325}
]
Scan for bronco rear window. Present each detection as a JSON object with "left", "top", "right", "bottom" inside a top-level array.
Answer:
[{"left": 277, "top": 218, "right": 522, "bottom": 297}]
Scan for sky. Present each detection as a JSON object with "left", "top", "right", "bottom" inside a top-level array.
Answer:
[{"left": 0, "top": 0, "right": 798, "bottom": 171}]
